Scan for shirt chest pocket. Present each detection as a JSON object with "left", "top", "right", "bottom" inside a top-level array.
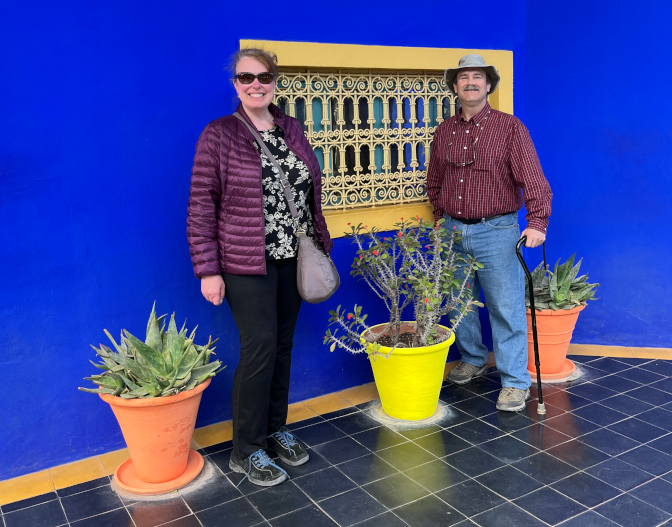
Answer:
[
  {"left": 472, "top": 143, "right": 507, "bottom": 173},
  {"left": 472, "top": 155, "right": 493, "bottom": 173}
]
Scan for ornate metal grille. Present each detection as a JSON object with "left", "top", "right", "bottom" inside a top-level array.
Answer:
[{"left": 274, "top": 70, "right": 458, "bottom": 211}]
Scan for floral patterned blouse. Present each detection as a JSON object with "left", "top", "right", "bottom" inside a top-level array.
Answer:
[{"left": 252, "top": 125, "right": 317, "bottom": 260}]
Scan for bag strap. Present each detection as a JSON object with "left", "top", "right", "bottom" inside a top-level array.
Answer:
[{"left": 234, "top": 112, "right": 299, "bottom": 220}]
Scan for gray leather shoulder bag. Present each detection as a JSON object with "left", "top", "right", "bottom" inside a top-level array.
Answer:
[{"left": 234, "top": 112, "right": 340, "bottom": 304}]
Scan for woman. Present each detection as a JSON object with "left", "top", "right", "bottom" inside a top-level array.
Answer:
[{"left": 187, "top": 48, "right": 333, "bottom": 487}]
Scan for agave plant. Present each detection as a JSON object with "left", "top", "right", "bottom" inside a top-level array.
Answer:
[
  {"left": 526, "top": 254, "right": 599, "bottom": 311},
  {"left": 79, "top": 304, "right": 225, "bottom": 399}
]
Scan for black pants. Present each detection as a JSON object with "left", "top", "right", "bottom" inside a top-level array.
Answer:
[{"left": 224, "top": 258, "right": 303, "bottom": 459}]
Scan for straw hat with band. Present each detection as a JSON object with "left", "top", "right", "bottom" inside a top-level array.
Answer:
[{"left": 444, "top": 54, "right": 501, "bottom": 95}]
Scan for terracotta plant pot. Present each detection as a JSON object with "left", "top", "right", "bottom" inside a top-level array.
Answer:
[
  {"left": 99, "top": 378, "right": 210, "bottom": 494},
  {"left": 364, "top": 322, "right": 455, "bottom": 421},
  {"left": 526, "top": 305, "right": 585, "bottom": 379}
]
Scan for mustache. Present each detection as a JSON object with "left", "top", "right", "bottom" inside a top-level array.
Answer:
[{"left": 463, "top": 85, "right": 480, "bottom": 91}]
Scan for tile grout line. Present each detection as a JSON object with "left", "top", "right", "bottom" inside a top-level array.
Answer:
[
  {"left": 57, "top": 495, "right": 70, "bottom": 527},
  {"left": 5, "top": 355, "right": 672, "bottom": 526},
  {"left": 87, "top": 394, "right": 672, "bottom": 525},
  {"left": 388, "top": 381, "right": 672, "bottom": 523},
  {"left": 64, "top": 505, "right": 128, "bottom": 526},
  {"left": 242, "top": 407, "right": 440, "bottom": 526},
  {"left": 135, "top": 380, "right": 671, "bottom": 526},
  {"left": 458, "top": 412, "right": 672, "bottom": 520},
  {"left": 191, "top": 406, "right": 377, "bottom": 525},
  {"left": 22, "top": 420, "right": 672, "bottom": 527},
  {"left": 1, "top": 352, "right": 665, "bottom": 499},
  {"left": 303, "top": 406, "right": 570, "bottom": 525},
  {"left": 335, "top": 424, "right": 455, "bottom": 527},
  {"left": 120, "top": 487, "right": 139, "bottom": 527}
]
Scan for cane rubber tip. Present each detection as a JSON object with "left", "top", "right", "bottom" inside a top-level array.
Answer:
[{"left": 537, "top": 403, "right": 546, "bottom": 415}]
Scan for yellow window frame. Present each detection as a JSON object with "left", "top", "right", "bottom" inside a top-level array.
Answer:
[{"left": 241, "top": 39, "right": 514, "bottom": 238}]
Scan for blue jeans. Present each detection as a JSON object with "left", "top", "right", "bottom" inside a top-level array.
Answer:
[{"left": 443, "top": 212, "right": 531, "bottom": 390}]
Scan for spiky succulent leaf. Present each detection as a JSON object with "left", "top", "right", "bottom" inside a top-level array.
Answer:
[
  {"left": 159, "top": 366, "right": 181, "bottom": 394},
  {"left": 145, "top": 302, "right": 163, "bottom": 353},
  {"left": 111, "top": 351, "right": 151, "bottom": 381},
  {"left": 91, "top": 345, "right": 109, "bottom": 359},
  {"left": 179, "top": 344, "right": 199, "bottom": 377},
  {"left": 128, "top": 338, "right": 154, "bottom": 372},
  {"left": 78, "top": 387, "right": 115, "bottom": 394},
  {"left": 177, "top": 346, "right": 207, "bottom": 379},
  {"left": 174, "top": 373, "right": 192, "bottom": 389},
  {"left": 119, "top": 374, "right": 140, "bottom": 391},
  {"left": 89, "top": 360, "right": 109, "bottom": 371},
  {"left": 119, "top": 333, "right": 131, "bottom": 356},
  {"left": 142, "top": 376, "right": 163, "bottom": 397},
  {"left": 124, "top": 331, "right": 168, "bottom": 376},
  {"left": 525, "top": 255, "right": 599, "bottom": 310},
  {"left": 185, "top": 375, "right": 202, "bottom": 391},
  {"left": 186, "top": 327, "right": 198, "bottom": 347},
  {"left": 82, "top": 305, "right": 225, "bottom": 398},
  {"left": 103, "top": 329, "right": 125, "bottom": 355},
  {"left": 558, "top": 259, "right": 581, "bottom": 301},
  {"left": 164, "top": 315, "right": 187, "bottom": 371},
  {"left": 556, "top": 254, "right": 575, "bottom": 286},
  {"left": 549, "top": 271, "right": 559, "bottom": 302},
  {"left": 155, "top": 376, "right": 172, "bottom": 388},
  {"left": 576, "top": 284, "right": 599, "bottom": 302},
  {"left": 190, "top": 361, "right": 222, "bottom": 380},
  {"left": 531, "top": 262, "right": 546, "bottom": 289},
  {"left": 85, "top": 375, "right": 116, "bottom": 389}
]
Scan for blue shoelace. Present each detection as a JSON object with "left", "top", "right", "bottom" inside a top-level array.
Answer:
[
  {"left": 268, "top": 429, "right": 299, "bottom": 456},
  {"left": 237, "top": 449, "right": 289, "bottom": 488}
]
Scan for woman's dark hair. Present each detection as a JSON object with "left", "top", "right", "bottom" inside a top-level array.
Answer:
[{"left": 230, "top": 48, "right": 279, "bottom": 79}]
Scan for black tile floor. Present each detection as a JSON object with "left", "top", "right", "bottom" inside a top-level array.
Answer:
[{"left": 4, "top": 355, "right": 672, "bottom": 527}]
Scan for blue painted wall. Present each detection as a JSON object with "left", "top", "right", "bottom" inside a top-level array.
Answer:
[
  {"left": 2, "top": 0, "right": 528, "bottom": 479},
  {"left": 8, "top": 0, "right": 671, "bottom": 484},
  {"left": 524, "top": 1, "right": 672, "bottom": 347}
]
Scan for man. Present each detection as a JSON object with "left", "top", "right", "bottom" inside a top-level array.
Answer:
[{"left": 427, "top": 54, "right": 552, "bottom": 412}]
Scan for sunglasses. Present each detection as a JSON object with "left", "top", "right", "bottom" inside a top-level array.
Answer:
[
  {"left": 447, "top": 138, "right": 476, "bottom": 167},
  {"left": 234, "top": 72, "right": 275, "bottom": 85}
]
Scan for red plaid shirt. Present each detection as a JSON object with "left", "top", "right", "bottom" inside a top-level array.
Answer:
[{"left": 426, "top": 103, "right": 552, "bottom": 233}]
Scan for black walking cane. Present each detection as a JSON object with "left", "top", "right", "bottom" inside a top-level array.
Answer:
[{"left": 516, "top": 237, "right": 546, "bottom": 415}]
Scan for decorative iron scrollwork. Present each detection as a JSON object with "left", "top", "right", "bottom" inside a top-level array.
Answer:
[{"left": 275, "top": 70, "right": 457, "bottom": 211}]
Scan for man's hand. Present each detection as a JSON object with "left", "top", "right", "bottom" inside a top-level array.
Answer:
[
  {"left": 201, "top": 275, "right": 225, "bottom": 306},
  {"left": 521, "top": 228, "right": 546, "bottom": 248}
]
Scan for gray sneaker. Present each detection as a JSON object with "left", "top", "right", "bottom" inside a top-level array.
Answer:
[
  {"left": 496, "top": 387, "right": 530, "bottom": 412},
  {"left": 229, "top": 449, "right": 288, "bottom": 487},
  {"left": 267, "top": 426, "right": 309, "bottom": 466},
  {"left": 447, "top": 361, "right": 488, "bottom": 385}
]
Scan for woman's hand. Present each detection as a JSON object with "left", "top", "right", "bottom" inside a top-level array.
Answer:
[{"left": 201, "top": 275, "right": 225, "bottom": 306}]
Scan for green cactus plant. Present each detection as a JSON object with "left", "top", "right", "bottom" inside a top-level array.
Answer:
[
  {"left": 79, "top": 304, "right": 225, "bottom": 399},
  {"left": 526, "top": 254, "right": 599, "bottom": 311}
]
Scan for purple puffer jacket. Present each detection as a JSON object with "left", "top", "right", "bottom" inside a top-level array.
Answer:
[{"left": 187, "top": 103, "right": 333, "bottom": 278}]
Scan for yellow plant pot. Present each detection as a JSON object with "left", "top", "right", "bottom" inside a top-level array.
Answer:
[{"left": 365, "top": 322, "right": 455, "bottom": 421}]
